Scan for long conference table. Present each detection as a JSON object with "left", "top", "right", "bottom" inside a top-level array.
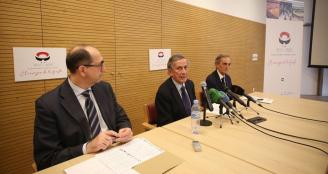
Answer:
[{"left": 35, "top": 92, "right": 328, "bottom": 174}]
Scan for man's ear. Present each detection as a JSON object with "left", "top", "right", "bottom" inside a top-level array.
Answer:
[
  {"left": 77, "top": 65, "right": 87, "bottom": 77},
  {"left": 167, "top": 69, "right": 171, "bottom": 76}
]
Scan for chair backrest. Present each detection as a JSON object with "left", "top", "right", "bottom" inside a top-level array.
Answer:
[
  {"left": 144, "top": 103, "right": 157, "bottom": 125},
  {"left": 32, "top": 161, "right": 37, "bottom": 172},
  {"left": 198, "top": 91, "right": 206, "bottom": 111}
]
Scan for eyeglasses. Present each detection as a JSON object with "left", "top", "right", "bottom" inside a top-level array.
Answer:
[{"left": 83, "top": 61, "right": 104, "bottom": 68}]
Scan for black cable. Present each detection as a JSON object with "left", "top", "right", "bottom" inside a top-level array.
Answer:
[
  {"left": 260, "top": 105, "right": 328, "bottom": 123},
  {"left": 251, "top": 119, "right": 328, "bottom": 144},
  {"left": 232, "top": 111, "right": 327, "bottom": 144},
  {"left": 230, "top": 112, "right": 328, "bottom": 156}
]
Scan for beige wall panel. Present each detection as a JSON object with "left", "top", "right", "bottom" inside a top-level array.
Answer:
[
  {"left": 162, "top": 0, "right": 264, "bottom": 94},
  {"left": 41, "top": 0, "right": 116, "bottom": 89},
  {"left": 0, "top": 0, "right": 42, "bottom": 173},
  {"left": 114, "top": 0, "right": 163, "bottom": 134}
]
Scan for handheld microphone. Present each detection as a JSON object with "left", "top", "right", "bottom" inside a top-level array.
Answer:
[
  {"left": 231, "top": 85, "right": 263, "bottom": 107},
  {"left": 201, "top": 82, "right": 214, "bottom": 111},
  {"left": 222, "top": 84, "right": 247, "bottom": 107}
]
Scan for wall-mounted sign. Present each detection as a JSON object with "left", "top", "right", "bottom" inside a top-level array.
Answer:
[
  {"left": 149, "top": 49, "right": 171, "bottom": 71},
  {"left": 13, "top": 47, "right": 67, "bottom": 82}
]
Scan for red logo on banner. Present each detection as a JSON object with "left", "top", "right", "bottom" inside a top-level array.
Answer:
[
  {"left": 35, "top": 51, "right": 50, "bottom": 61},
  {"left": 279, "top": 32, "right": 290, "bottom": 45},
  {"left": 158, "top": 51, "right": 164, "bottom": 58}
]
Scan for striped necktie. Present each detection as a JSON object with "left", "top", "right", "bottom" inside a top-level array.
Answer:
[{"left": 82, "top": 90, "right": 101, "bottom": 138}]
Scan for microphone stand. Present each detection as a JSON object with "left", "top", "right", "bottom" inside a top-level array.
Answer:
[
  {"left": 200, "top": 102, "right": 212, "bottom": 126},
  {"left": 217, "top": 104, "right": 233, "bottom": 128},
  {"left": 246, "top": 98, "right": 251, "bottom": 107}
]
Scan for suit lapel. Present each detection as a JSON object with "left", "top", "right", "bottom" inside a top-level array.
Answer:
[
  {"left": 92, "top": 85, "right": 114, "bottom": 130},
  {"left": 59, "top": 79, "right": 91, "bottom": 140}
]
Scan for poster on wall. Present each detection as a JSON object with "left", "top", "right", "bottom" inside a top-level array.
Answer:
[
  {"left": 13, "top": 47, "right": 67, "bottom": 82},
  {"left": 149, "top": 49, "right": 171, "bottom": 71},
  {"left": 264, "top": 0, "right": 304, "bottom": 96}
]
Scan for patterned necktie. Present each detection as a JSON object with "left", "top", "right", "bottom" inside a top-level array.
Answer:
[
  {"left": 82, "top": 90, "right": 101, "bottom": 138},
  {"left": 181, "top": 86, "right": 191, "bottom": 115}
]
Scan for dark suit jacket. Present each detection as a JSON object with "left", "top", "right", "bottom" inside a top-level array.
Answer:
[
  {"left": 206, "top": 70, "right": 232, "bottom": 91},
  {"left": 34, "top": 79, "right": 131, "bottom": 170},
  {"left": 155, "top": 78, "right": 196, "bottom": 126}
]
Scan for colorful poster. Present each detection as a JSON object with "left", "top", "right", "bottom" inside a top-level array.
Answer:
[
  {"left": 149, "top": 49, "right": 171, "bottom": 71},
  {"left": 13, "top": 47, "right": 67, "bottom": 82},
  {"left": 264, "top": 0, "right": 304, "bottom": 96}
]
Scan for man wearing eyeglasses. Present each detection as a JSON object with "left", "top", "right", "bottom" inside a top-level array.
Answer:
[
  {"left": 206, "top": 54, "right": 233, "bottom": 91},
  {"left": 34, "top": 45, "right": 133, "bottom": 170}
]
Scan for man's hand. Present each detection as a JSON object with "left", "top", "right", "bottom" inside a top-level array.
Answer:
[
  {"left": 86, "top": 130, "right": 118, "bottom": 153},
  {"left": 115, "top": 128, "right": 133, "bottom": 143}
]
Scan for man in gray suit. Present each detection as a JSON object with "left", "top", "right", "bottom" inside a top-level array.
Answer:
[{"left": 34, "top": 45, "right": 133, "bottom": 170}]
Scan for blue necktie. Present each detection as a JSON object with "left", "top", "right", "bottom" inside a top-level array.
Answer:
[
  {"left": 82, "top": 90, "right": 101, "bottom": 138},
  {"left": 181, "top": 86, "right": 191, "bottom": 115}
]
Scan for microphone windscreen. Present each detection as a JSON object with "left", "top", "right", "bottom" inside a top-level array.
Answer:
[
  {"left": 217, "top": 91, "right": 230, "bottom": 103},
  {"left": 231, "top": 85, "right": 244, "bottom": 95},
  {"left": 208, "top": 88, "right": 220, "bottom": 103}
]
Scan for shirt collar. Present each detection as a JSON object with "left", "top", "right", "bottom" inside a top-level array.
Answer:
[
  {"left": 68, "top": 77, "right": 91, "bottom": 96},
  {"left": 216, "top": 70, "right": 225, "bottom": 80},
  {"left": 171, "top": 78, "right": 185, "bottom": 91}
]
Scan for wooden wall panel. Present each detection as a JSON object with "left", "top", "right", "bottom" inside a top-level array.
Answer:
[
  {"left": 0, "top": 0, "right": 116, "bottom": 173},
  {"left": 0, "top": 0, "right": 265, "bottom": 173},
  {"left": 115, "top": 0, "right": 163, "bottom": 134},
  {"left": 0, "top": 1, "right": 42, "bottom": 174},
  {"left": 162, "top": 0, "right": 265, "bottom": 94},
  {"left": 41, "top": 0, "right": 116, "bottom": 91}
]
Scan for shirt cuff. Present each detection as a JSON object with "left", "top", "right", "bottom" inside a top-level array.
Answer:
[{"left": 82, "top": 142, "right": 87, "bottom": 154}]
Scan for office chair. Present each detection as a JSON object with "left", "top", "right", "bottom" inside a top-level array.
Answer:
[{"left": 142, "top": 103, "right": 157, "bottom": 131}]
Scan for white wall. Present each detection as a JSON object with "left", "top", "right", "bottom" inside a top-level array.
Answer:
[
  {"left": 175, "top": 0, "right": 266, "bottom": 24},
  {"left": 301, "top": 0, "right": 318, "bottom": 95},
  {"left": 323, "top": 70, "right": 328, "bottom": 96},
  {"left": 176, "top": 0, "right": 326, "bottom": 96}
]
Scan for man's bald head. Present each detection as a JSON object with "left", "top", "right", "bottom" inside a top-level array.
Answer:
[{"left": 66, "top": 45, "right": 98, "bottom": 73}]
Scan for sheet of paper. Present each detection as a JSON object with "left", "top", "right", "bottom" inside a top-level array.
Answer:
[
  {"left": 96, "top": 148, "right": 140, "bottom": 173},
  {"left": 65, "top": 138, "right": 162, "bottom": 174},
  {"left": 241, "top": 96, "right": 274, "bottom": 104},
  {"left": 119, "top": 137, "right": 164, "bottom": 161},
  {"left": 64, "top": 157, "right": 115, "bottom": 174}
]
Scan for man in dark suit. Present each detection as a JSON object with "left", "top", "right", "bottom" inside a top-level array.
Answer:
[
  {"left": 206, "top": 54, "right": 232, "bottom": 91},
  {"left": 155, "top": 54, "right": 196, "bottom": 126},
  {"left": 34, "top": 45, "right": 133, "bottom": 170}
]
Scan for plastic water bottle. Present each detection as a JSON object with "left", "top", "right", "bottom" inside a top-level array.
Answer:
[{"left": 191, "top": 100, "right": 201, "bottom": 134}]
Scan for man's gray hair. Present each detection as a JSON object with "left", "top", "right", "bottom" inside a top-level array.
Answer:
[
  {"left": 167, "top": 54, "right": 186, "bottom": 70},
  {"left": 215, "top": 54, "right": 230, "bottom": 64}
]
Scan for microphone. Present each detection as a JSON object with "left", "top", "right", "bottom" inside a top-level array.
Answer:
[
  {"left": 231, "top": 85, "right": 263, "bottom": 107},
  {"left": 217, "top": 91, "right": 244, "bottom": 119},
  {"left": 208, "top": 88, "right": 231, "bottom": 112},
  {"left": 222, "top": 84, "right": 247, "bottom": 107},
  {"left": 201, "top": 82, "right": 214, "bottom": 111}
]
